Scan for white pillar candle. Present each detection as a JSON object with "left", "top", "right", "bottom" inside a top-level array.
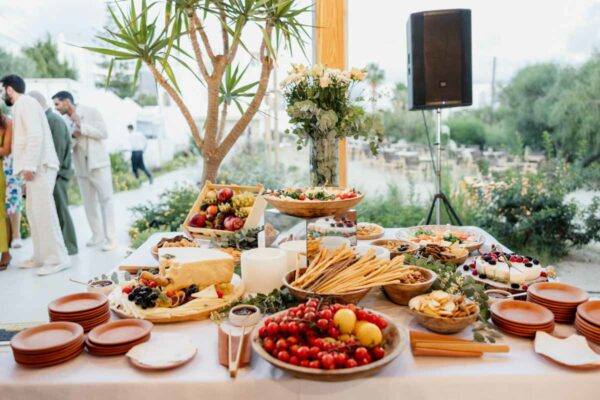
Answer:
[
  {"left": 278, "top": 240, "right": 308, "bottom": 271},
  {"left": 241, "top": 248, "right": 288, "bottom": 295}
]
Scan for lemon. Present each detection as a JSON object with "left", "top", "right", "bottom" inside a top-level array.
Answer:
[
  {"left": 333, "top": 309, "right": 357, "bottom": 334},
  {"left": 353, "top": 320, "right": 368, "bottom": 335},
  {"left": 355, "top": 322, "right": 382, "bottom": 347}
]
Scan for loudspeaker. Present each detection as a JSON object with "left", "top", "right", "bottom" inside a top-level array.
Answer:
[{"left": 407, "top": 9, "right": 472, "bottom": 110}]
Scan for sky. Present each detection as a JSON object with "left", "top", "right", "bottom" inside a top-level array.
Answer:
[{"left": 1, "top": 0, "right": 599, "bottom": 87}]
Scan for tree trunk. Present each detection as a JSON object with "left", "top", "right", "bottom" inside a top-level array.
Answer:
[{"left": 202, "top": 155, "right": 222, "bottom": 184}]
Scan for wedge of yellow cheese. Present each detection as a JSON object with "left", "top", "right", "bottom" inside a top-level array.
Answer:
[{"left": 158, "top": 248, "right": 234, "bottom": 291}]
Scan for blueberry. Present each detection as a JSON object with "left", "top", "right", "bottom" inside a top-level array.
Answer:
[
  {"left": 511, "top": 283, "right": 519, "bottom": 289},
  {"left": 533, "top": 259, "right": 540, "bottom": 265},
  {"left": 463, "top": 265, "right": 469, "bottom": 271},
  {"left": 128, "top": 294, "right": 135, "bottom": 301},
  {"left": 135, "top": 298, "right": 143, "bottom": 305},
  {"left": 525, "top": 263, "right": 532, "bottom": 268},
  {"left": 489, "top": 260, "right": 497, "bottom": 265}
]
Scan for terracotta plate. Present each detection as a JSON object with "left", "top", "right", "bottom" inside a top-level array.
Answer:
[
  {"left": 491, "top": 300, "right": 554, "bottom": 326},
  {"left": 574, "top": 323, "right": 600, "bottom": 343},
  {"left": 15, "top": 345, "right": 83, "bottom": 368},
  {"left": 491, "top": 311, "right": 554, "bottom": 328},
  {"left": 88, "top": 319, "right": 153, "bottom": 346},
  {"left": 14, "top": 339, "right": 84, "bottom": 364},
  {"left": 10, "top": 322, "right": 83, "bottom": 353},
  {"left": 491, "top": 317, "right": 553, "bottom": 333},
  {"left": 575, "top": 315, "right": 600, "bottom": 333},
  {"left": 527, "top": 295, "right": 578, "bottom": 310},
  {"left": 578, "top": 301, "right": 600, "bottom": 326},
  {"left": 48, "top": 293, "right": 108, "bottom": 314},
  {"left": 528, "top": 283, "right": 588, "bottom": 304},
  {"left": 49, "top": 304, "right": 109, "bottom": 321},
  {"left": 85, "top": 334, "right": 150, "bottom": 356}
]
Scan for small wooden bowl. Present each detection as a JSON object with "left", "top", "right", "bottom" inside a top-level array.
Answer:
[
  {"left": 251, "top": 308, "right": 405, "bottom": 381},
  {"left": 408, "top": 296, "right": 479, "bottom": 334},
  {"left": 263, "top": 190, "right": 364, "bottom": 219},
  {"left": 422, "top": 246, "right": 469, "bottom": 266},
  {"left": 370, "top": 239, "right": 419, "bottom": 259},
  {"left": 382, "top": 267, "right": 437, "bottom": 306},
  {"left": 151, "top": 235, "right": 196, "bottom": 260},
  {"left": 282, "top": 269, "right": 371, "bottom": 305}
]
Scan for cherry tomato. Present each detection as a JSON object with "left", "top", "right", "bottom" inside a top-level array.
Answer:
[
  {"left": 345, "top": 358, "right": 358, "bottom": 368},
  {"left": 258, "top": 326, "right": 267, "bottom": 338},
  {"left": 357, "top": 353, "right": 372, "bottom": 365},
  {"left": 307, "top": 299, "right": 319, "bottom": 308},
  {"left": 327, "top": 327, "right": 340, "bottom": 338},
  {"left": 334, "top": 352, "right": 348, "bottom": 367},
  {"left": 266, "top": 322, "right": 279, "bottom": 336},
  {"left": 287, "top": 322, "right": 299, "bottom": 335},
  {"left": 279, "top": 322, "right": 289, "bottom": 334},
  {"left": 289, "top": 344, "right": 299, "bottom": 355},
  {"left": 366, "top": 313, "right": 379, "bottom": 324},
  {"left": 277, "top": 351, "right": 290, "bottom": 363},
  {"left": 287, "top": 336, "right": 299, "bottom": 345},
  {"left": 320, "top": 354, "right": 335, "bottom": 369},
  {"left": 121, "top": 286, "right": 133, "bottom": 294},
  {"left": 287, "top": 311, "right": 296, "bottom": 318},
  {"left": 263, "top": 338, "right": 275, "bottom": 353},
  {"left": 147, "top": 280, "right": 157, "bottom": 288},
  {"left": 289, "top": 355, "right": 299, "bottom": 365},
  {"left": 319, "top": 309, "right": 333, "bottom": 320},
  {"left": 354, "top": 347, "right": 369, "bottom": 359},
  {"left": 300, "top": 360, "right": 310, "bottom": 368},
  {"left": 303, "top": 312, "right": 316, "bottom": 322},
  {"left": 375, "top": 318, "right": 388, "bottom": 330},
  {"left": 298, "top": 195, "right": 306, "bottom": 201},
  {"left": 371, "top": 346, "right": 385, "bottom": 360},
  {"left": 263, "top": 317, "right": 272, "bottom": 326},
  {"left": 276, "top": 338, "right": 288, "bottom": 351},
  {"left": 356, "top": 309, "right": 368, "bottom": 321},
  {"left": 304, "top": 306, "right": 317, "bottom": 315},
  {"left": 316, "top": 318, "right": 330, "bottom": 330},
  {"left": 317, "top": 351, "right": 327, "bottom": 359},
  {"left": 314, "top": 339, "right": 325, "bottom": 349},
  {"left": 309, "top": 360, "right": 321, "bottom": 369},
  {"left": 296, "top": 346, "right": 310, "bottom": 360},
  {"left": 347, "top": 304, "right": 357, "bottom": 313},
  {"left": 309, "top": 346, "right": 320, "bottom": 359}
]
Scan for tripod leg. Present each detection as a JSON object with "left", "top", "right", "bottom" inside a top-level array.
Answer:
[
  {"left": 441, "top": 194, "right": 463, "bottom": 226},
  {"left": 426, "top": 197, "right": 437, "bottom": 225}
]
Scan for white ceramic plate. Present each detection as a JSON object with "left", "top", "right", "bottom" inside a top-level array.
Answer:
[{"left": 126, "top": 333, "right": 197, "bottom": 370}]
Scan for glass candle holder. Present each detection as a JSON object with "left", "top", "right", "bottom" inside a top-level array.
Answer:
[{"left": 241, "top": 248, "right": 287, "bottom": 294}]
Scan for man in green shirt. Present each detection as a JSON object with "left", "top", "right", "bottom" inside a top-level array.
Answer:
[{"left": 29, "top": 91, "right": 78, "bottom": 255}]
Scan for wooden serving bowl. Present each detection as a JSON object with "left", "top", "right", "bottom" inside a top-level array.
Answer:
[
  {"left": 263, "top": 191, "right": 364, "bottom": 218},
  {"left": 408, "top": 295, "right": 479, "bottom": 334},
  {"left": 251, "top": 308, "right": 405, "bottom": 381},
  {"left": 382, "top": 267, "right": 437, "bottom": 306},
  {"left": 283, "top": 269, "right": 371, "bottom": 305},
  {"left": 370, "top": 239, "right": 419, "bottom": 259}
]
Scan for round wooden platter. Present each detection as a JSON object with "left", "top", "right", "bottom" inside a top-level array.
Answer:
[
  {"left": 356, "top": 223, "right": 385, "bottom": 241},
  {"left": 395, "top": 225, "right": 484, "bottom": 253},
  {"left": 263, "top": 192, "right": 364, "bottom": 219},
  {"left": 109, "top": 275, "right": 245, "bottom": 324},
  {"left": 251, "top": 308, "right": 405, "bottom": 381}
]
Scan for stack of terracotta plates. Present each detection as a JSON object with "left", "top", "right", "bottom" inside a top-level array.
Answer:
[
  {"left": 490, "top": 299, "right": 555, "bottom": 337},
  {"left": 10, "top": 322, "right": 84, "bottom": 368},
  {"left": 48, "top": 293, "right": 110, "bottom": 332},
  {"left": 575, "top": 301, "right": 600, "bottom": 344},
  {"left": 85, "top": 320, "right": 153, "bottom": 356},
  {"left": 527, "top": 282, "right": 589, "bottom": 323}
]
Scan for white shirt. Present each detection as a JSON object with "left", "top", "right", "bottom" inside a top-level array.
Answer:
[
  {"left": 11, "top": 94, "right": 59, "bottom": 174},
  {"left": 129, "top": 130, "right": 147, "bottom": 151},
  {"left": 67, "top": 104, "right": 111, "bottom": 176}
]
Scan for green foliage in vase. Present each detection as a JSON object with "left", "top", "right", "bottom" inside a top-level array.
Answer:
[{"left": 283, "top": 64, "right": 384, "bottom": 155}]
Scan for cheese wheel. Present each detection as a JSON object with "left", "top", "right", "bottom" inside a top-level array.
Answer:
[{"left": 158, "top": 248, "right": 234, "bottom": 291}]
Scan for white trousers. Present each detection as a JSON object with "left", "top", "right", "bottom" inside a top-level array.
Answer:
[
  {"left": 77, "top": 166, "right": 116, "bottom": 242},
  {"left": 26, "top": 166, "right": 69, "bottom": 265}
]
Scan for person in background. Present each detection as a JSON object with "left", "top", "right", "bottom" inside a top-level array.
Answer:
[
  {"left": 52, "top": 91, "right": 116, "bottom": 252},
  {"left": 1, "top": 75, "right": 70, "bottom": 275},
  {"left": 29, "top": 91, "right": 78, "bottom": 256},
  {"left": 3, "top": 146, "right": 23, "bottom": 250},
  {"left": 127, "top": 124, "right": 153, "bottom": 184},
  {"left": 0, "top": 109, "right": 13, "bottom": 270}
]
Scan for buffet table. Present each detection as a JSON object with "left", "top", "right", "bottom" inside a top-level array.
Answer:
[{"left": 1, "top": 228, "right": 599, "bottom": 400}]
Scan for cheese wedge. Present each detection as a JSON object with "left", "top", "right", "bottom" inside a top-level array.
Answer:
[
  {"left": 158, "top": 248, "right": 234, "bottom": 291},
  {"left": 192, "top": 285, "right": 218, "bottom": 299}
]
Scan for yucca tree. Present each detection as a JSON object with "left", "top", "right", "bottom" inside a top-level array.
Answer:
[{"left": 86, "top": 0, "right": 309, "bottom": 182}]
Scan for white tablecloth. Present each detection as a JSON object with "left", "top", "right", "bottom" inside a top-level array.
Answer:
[{"left": 1, "top": 228, "right": 599, "bottom": 400}]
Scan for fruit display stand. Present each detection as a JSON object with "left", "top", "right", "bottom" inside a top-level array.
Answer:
[{"left": 182, "top": 181, "right": 266, "bottom": 239}]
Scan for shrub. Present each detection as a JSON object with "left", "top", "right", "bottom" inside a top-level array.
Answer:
[{"left": 128, "top": 184, "right": 197, "bottom": 244}]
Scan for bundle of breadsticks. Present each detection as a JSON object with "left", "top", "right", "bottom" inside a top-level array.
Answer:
[{"left": 292, "top": 244, "right": 415, "bottom": 294}]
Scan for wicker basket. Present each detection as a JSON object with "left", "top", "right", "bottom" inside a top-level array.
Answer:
[
  {"left": 263, "top": 189, "right": 363, "bottom": 218},
  {"left": 182, "top": 181, "right": 266, "bottom": 239}
]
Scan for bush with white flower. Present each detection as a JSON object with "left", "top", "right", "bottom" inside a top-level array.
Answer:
[{"left": 282, "top": 64, "right": 384, "bottom": 185}]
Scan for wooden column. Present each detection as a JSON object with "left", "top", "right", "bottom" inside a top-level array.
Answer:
[{"left": 314, "top": 0, "right": 348, "bottom": 187}]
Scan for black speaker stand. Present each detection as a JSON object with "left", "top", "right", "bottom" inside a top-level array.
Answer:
[{"left": 426, "top": 108, "right": 462, "bottom": 226}]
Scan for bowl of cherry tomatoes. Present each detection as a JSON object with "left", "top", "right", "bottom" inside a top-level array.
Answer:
[{"left": 251, "top": 298, "right": 405, "bottom": 381}]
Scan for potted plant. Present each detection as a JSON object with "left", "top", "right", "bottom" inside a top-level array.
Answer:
[
  {"left": 86, "top": 0, "right": 310, "bottom": 183},
  {"left": 283, "top": 64, "right": 384, "bottom": 186}
]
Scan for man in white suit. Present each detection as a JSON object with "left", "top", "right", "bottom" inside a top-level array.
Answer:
[
  {"left": 0, "top": 75, "right": 70, "bottom": 275},
  {"left": 52, "top": 91, "right": 116, "bottom": 251}
]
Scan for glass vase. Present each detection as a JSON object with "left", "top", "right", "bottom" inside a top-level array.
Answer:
[{"left": 309, "top": 133, "right": 339, "bottom": 187}]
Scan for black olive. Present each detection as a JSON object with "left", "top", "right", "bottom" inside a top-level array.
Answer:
[
  {"left": 525, "top": 263, "right": 533, "bottom": 268},
  {"left": 511, "top": 283, "right": 519, "bottom": 289},
  {"left": 463, "top": 265, "right": 469, "bottom": 271},
  {"left": 480, "top": 274, "right": 488, "bottom": 279}
]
